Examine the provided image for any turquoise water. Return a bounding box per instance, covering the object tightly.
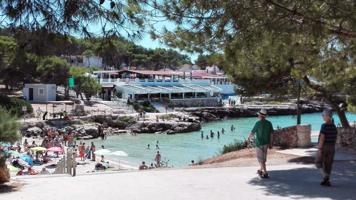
[91,113,356,168]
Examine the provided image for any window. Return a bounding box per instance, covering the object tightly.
[38,88,45,96]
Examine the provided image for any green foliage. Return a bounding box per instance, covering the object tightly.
[150,0,356,127]
[195,54,223,69]
[0,1,146,38]
[77,76,101,101]
[159,114,176,121]
[115,116,136,129]
[0,107,20,143]
[0,36,17,70]
[221,140,249,155]
[80,37,191,69]
[69,66,89,77]
[0,94,33,117]
[128,101,158,113]
[37,56,70,85]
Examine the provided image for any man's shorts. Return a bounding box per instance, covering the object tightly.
[256,145,268,163]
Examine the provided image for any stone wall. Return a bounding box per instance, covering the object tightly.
[273,124,311,148]
[337,128,356,150]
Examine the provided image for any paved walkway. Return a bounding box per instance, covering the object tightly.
[2,161,355,200]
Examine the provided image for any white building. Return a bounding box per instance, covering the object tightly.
[92,70,234,106]
[83,56,103,68]
[62,55,103,68]
[23,84,56,102]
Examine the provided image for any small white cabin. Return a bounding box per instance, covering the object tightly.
[23,84,56,102]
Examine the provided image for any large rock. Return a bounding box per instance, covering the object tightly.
[82,125,99,138]
[129,121,201,134]
[25,126,43,137]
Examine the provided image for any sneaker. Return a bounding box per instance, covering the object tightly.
[257,170,263,176]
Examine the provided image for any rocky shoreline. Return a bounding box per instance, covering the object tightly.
[21,102,325,139]
[21,114,201,139]
[176,103,325,122]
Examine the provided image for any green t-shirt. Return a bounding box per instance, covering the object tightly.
[251,119,274,147]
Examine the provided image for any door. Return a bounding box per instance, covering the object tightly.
[28,88,33,101]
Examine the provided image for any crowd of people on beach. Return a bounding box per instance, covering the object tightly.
[1,124,111,176]
[2,127,69,176]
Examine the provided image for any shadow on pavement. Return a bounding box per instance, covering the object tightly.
[248,161,356,200]
[0,181,24,194]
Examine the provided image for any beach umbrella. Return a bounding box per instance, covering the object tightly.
[94,149,111,155]
[0,142,11,147]
[47,147,64,154]
[30,147,47,152]
[20,155,33,166]
[6,150,21,157]
[7,164,19,172]
[111,151,128,157]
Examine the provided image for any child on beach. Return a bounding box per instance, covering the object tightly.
[79,142,85,161]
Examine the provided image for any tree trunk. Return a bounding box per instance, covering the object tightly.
[0,158,10,183]
[329,101,350,128]
[303,75,350,128]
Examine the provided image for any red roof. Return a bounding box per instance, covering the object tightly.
[123,69,183,76]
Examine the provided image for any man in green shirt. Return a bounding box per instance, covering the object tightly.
[248,109,274,178]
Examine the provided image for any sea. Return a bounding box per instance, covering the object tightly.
[89,112,356,168]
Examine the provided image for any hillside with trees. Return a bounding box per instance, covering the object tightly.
[0,28,191,90]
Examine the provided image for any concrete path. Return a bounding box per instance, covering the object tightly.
[2,161,355,200]
[277,148,356,161]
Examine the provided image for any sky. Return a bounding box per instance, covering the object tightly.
[131,22,199,63]
[88,2,200,63]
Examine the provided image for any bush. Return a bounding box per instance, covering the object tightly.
[115,116,136,129]
[0,94,33,116]
[221,140,250,154]
[128,101,158,113]
[160,114,177,120]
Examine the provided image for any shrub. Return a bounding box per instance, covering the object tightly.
[221,140,250,154]
[160,114,177,121]
[115,116,136,129]
[0,94,33,116]
[129,101,158,113]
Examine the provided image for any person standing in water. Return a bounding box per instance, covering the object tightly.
[221,128,225,134]
[201,131,204,139]
[155,151,161,167]
[217,131,220,139]
[210,130,214,138]
[315,109,338,186]
[248,109,274,179]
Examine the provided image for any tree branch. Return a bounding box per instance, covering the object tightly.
[266,0,356,38]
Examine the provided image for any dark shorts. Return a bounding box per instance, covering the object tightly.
[256,145,268,163]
